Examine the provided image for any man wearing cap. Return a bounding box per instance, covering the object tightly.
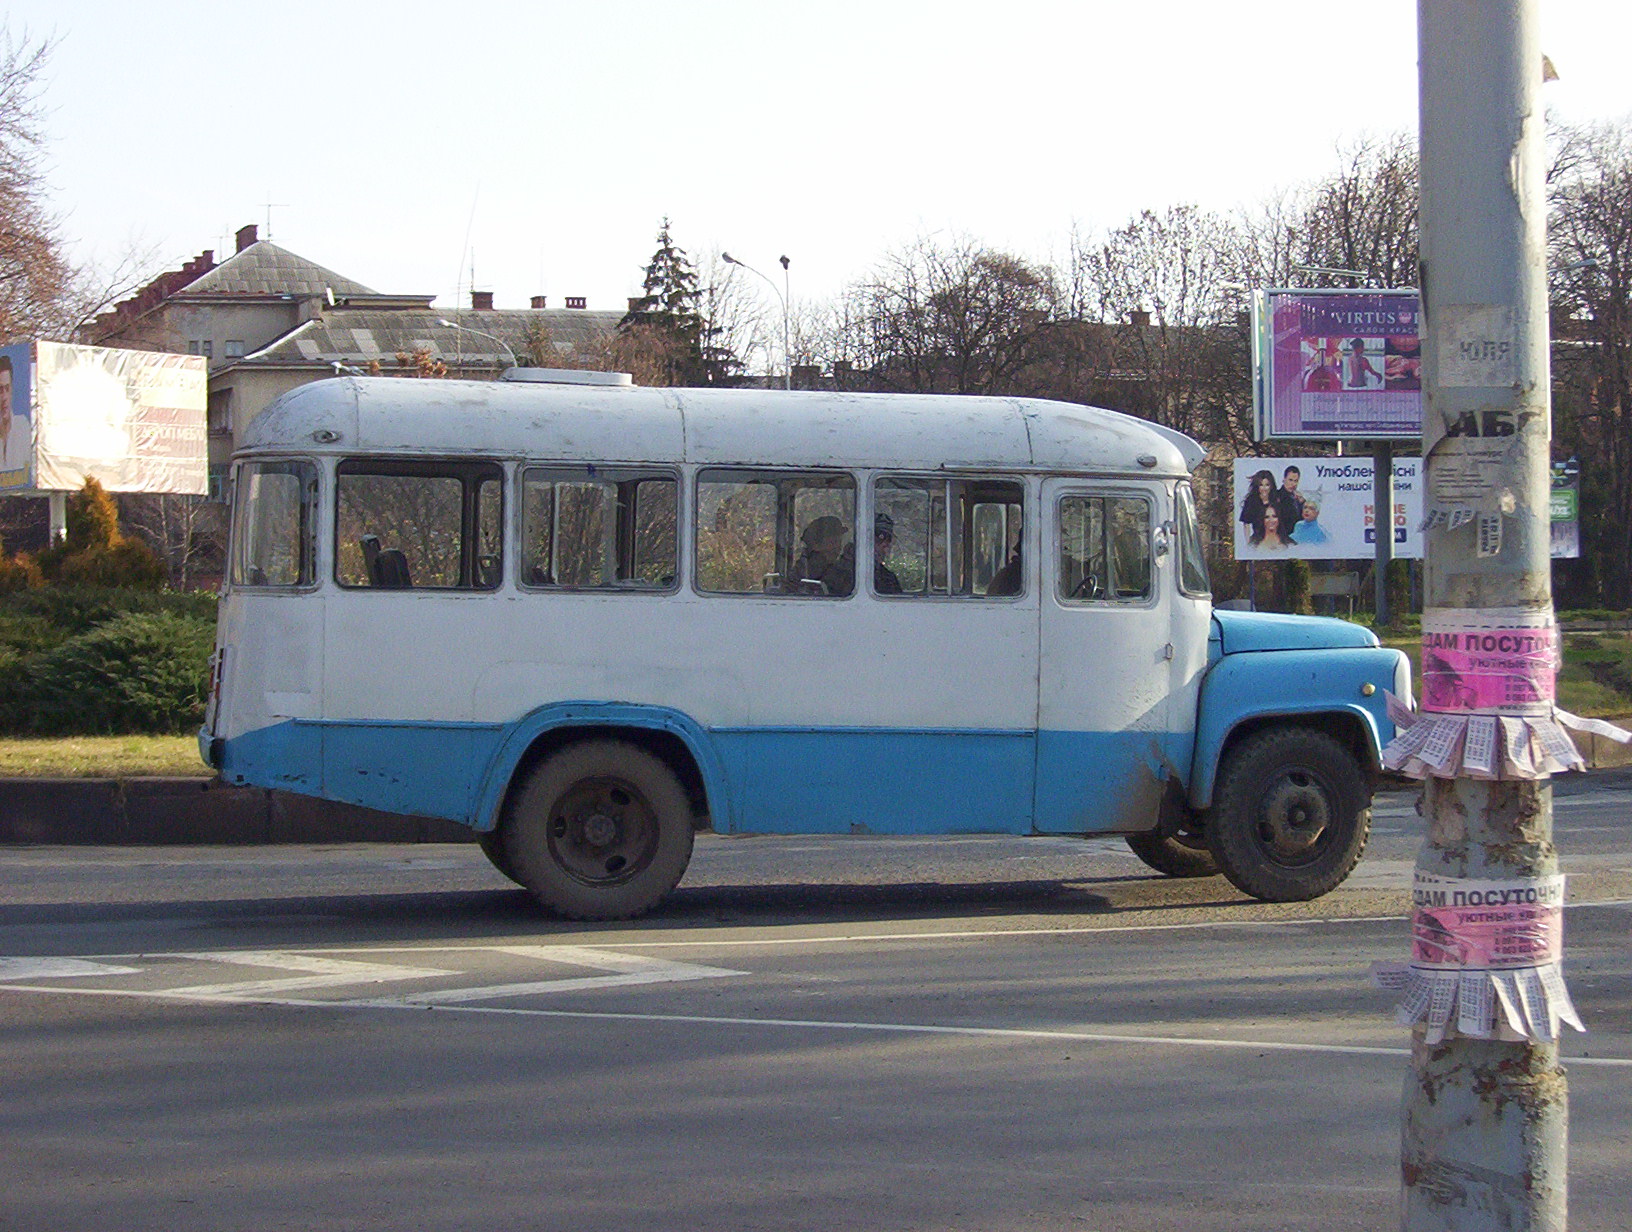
[791,515,854,596]
[873,512,903,594]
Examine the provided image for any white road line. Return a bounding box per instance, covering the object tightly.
[377,897,1632,953]
[377,946,745,1005]
[160,951,457,998]
[0,957,141,980]
[12,983,1618,1069]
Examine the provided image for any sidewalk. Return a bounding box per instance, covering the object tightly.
[0,777,471,846]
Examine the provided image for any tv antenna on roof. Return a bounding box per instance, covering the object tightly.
[262,194,290,240]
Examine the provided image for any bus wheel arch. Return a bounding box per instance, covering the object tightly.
[500,736,697,920]
[1204,720,1372,903]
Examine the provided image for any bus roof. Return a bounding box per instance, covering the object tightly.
[239,376,1204,476]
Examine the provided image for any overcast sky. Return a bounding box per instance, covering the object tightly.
[15,1,1632,319]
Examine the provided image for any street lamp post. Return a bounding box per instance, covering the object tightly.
[722,252,791,390]
[436,317,517,373]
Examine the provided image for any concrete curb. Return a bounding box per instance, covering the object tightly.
[1,769,1623,847]
[0,777,474,846]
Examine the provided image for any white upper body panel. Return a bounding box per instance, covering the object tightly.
[238,376,1200,477]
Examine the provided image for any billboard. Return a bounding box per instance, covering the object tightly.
[0,341,207,496]
[1234,456,1423,561]
[1255,289,1422,441]
[1550,460,1580,560]
[0,343,33,491]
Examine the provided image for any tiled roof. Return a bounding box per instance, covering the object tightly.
[178,241,379,298]
[234,307,624,368]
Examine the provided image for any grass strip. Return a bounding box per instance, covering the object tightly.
[0,735,208,778]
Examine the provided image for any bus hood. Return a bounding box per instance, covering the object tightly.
[1211,609,1380,655]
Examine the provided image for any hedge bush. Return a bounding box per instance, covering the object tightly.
[0,611,216,736]
[0,586,217,645]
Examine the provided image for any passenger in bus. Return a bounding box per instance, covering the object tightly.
[792,515,854,595]
[873,513,903,594]
[986,538,1022,596]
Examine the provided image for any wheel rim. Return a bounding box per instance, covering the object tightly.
[546,776,660,886]
[1252,768,1336,867]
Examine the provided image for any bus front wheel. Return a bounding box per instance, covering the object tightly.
[476,829,525,886]
[502,740,695,920]
[1125,829,1219,878]
[1206,727,1370,902]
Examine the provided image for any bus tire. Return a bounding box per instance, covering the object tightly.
[476,829,525,886]
[1205,727,1370,903]
[502,739,695,920]
[1125,829,1219,878]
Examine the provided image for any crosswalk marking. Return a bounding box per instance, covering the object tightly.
[375,945,745,1005]
[0,946,743,1005]
[159,951,460,999]
[0,957,142,980]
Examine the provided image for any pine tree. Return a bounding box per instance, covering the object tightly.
[619,219,737,386]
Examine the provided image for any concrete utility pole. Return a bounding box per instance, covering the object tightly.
[1404,1,1567,1227]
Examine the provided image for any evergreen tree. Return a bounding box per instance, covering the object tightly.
[620,219,738,386]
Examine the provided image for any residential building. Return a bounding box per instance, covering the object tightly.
[86,224,622,497]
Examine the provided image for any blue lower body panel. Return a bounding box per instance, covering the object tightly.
[221,719,506,822]
[710,727,1036,835]
[218,718,1181,836]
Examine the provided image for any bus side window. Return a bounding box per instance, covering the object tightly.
[520,466,677,592]
[1058,494,1151,603]
[230,460,317,589]
[335,459,502,590]
[697,469,855,597]
[873,476,1024,597]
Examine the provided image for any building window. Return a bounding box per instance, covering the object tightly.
[224,339,245,358]
[207,390,232,436]
[188,339,213,359]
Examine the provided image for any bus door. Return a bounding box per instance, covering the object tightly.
[1034,478,1176,834]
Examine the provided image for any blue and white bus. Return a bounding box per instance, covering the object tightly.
[202,371,1410,919]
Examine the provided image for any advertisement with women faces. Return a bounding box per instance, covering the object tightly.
[1234,456,1423,561]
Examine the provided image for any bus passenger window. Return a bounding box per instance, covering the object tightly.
[520,467,677,591]
[335,459,503,590]
[696,469,855,597]
[873,477,1024,597]
[230,460,316,588]
[1058,494,1151,603]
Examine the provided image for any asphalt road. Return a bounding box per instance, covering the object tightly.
[2,782,1628,1231]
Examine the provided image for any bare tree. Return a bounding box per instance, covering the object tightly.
[828,234,1058,395]
[121,493,223,590]
[1549,120,1632,605]
[698,247,774,380]
[1232,133,1419,289]
[1065,205,1253,449]
[0,28,74,343]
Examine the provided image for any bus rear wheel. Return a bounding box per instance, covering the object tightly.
[1125,829,1219,878]
[502,740,695,920]
[1206,727,1370,902]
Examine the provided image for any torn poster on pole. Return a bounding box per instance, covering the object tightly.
[1381,606,1632,778]
[1373,873,1584,1043]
